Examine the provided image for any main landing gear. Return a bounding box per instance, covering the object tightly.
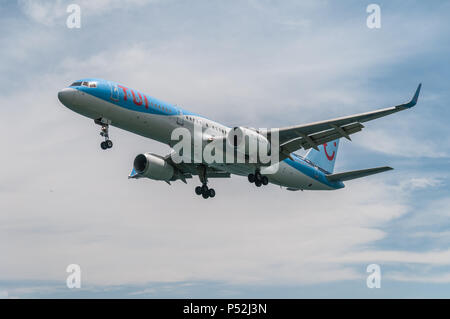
[195,184,216,199]
[248,171,268,187]
[95,119,113,150]
[195,165,216,199]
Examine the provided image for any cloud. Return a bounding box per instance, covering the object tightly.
[399,177,443,191]
[387,271,450,284]
[128,288,157,296]
[2,0,450,297]
[18,0,156,26]
[17,0,65,26]
[0,159,412,286]
[335,250,450,266]
[355,128,448,159]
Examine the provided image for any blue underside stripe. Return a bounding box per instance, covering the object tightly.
[284,157,344,189]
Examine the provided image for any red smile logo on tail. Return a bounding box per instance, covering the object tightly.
[323,142,336,161]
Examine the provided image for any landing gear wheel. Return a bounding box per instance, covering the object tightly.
[197,167,216,199]
[255,171,262,182]
[261,176,269,185]
[96,119,113,150]
[248,173,255,183]
[255,180,262,187]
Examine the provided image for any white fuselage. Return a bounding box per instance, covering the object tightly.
[60,86,336,191]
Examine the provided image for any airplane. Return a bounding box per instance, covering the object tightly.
[58,79,421,199]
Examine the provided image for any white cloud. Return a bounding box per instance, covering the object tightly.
[128,288,157,296]
[355,128,448,159]
[2,165,448,287]
[399,177,443,191]
[18,0,64,26]
[334,250,450,266]
[2,0,450,295]
[387,271,450,284]
[18,0,156,26]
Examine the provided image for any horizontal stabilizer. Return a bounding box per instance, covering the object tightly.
[128,168,141,179]
[326,166,393,182]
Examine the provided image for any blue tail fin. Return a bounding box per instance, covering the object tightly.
[305,139,340,173]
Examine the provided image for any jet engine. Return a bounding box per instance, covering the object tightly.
[133,153,175,181]
[227,126,271,157]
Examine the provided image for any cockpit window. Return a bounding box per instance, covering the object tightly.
[89,82,97,88]
[70,81,82,87]
[82,81,89,87]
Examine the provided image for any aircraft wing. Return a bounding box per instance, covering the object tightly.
[271,84,421,158]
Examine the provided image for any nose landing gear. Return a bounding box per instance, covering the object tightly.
[95,118,113,150]
[248,171,268,187]
[100,139,113,150]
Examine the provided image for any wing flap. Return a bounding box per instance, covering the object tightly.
[280,122,364,155]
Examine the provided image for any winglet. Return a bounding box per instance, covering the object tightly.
[410,83,422,107]
[396,83,421,109]
[405,83,422,108]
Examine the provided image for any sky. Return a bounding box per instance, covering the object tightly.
[1,0,450,298]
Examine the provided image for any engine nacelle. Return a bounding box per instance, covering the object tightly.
[133,153,175,181]
[227,126,271,157]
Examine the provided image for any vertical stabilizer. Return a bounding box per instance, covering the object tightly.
[304,139,340,173]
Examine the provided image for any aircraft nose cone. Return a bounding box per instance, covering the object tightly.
[58,88,76,105]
